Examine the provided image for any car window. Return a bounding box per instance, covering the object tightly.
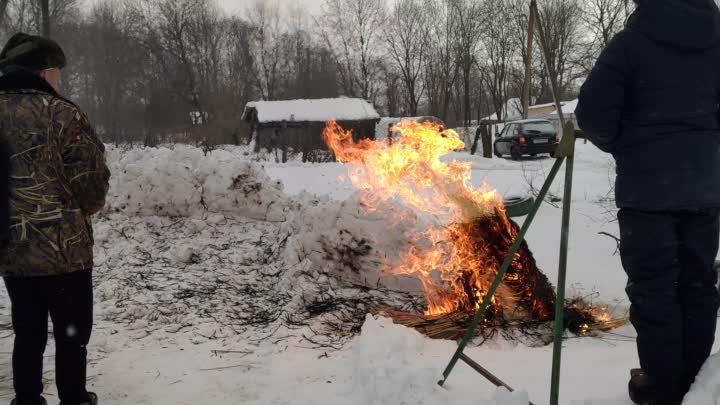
[522,122,555,133]
[499,125,508,138]
[498,126,509,138]
[507,125,518,138]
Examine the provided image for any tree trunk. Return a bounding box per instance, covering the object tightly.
[521,0,536,119]
[481,124,492,159]
[471,128,481,155]
[0,0,9,24]
[464,68,471,128]
[41,0,50,37]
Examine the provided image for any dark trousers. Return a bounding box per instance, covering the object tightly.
[619,208,720,398]
[3,270,93,405]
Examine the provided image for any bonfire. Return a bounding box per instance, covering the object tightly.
[322,120,622,340]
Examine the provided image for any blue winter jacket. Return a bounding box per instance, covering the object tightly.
[576,0,720,210]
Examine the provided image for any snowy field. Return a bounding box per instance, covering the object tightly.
[0,141,718,405]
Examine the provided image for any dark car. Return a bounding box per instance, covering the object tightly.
[493,119,559,160]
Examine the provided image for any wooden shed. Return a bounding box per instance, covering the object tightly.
[242,98,380,161]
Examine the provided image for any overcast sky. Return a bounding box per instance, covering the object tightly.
[216,0,325,16]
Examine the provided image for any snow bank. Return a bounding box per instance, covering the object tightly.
[683,353,720,404]
[104,144,419,290]
[106,145,291,221]
[96,145,425,344]
[350,315,530,405]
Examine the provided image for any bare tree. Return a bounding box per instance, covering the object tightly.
[0,0,619,152]
[385,0,428,116]
[247,0,283,100]
[584,0,630,49]
[535,0,584,101]
[424,0,459,122]
[84,1,135,142]
[576,0,634,75]
[0,0,10,26]
[319,0,386,100]
[452,0,484,126]
[382,66,401,117]
[0,0,76,36]
[40,0,49,35]
[150,0,209,120]
[480,0,517,122]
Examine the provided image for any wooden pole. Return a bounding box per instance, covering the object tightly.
[530,3,576,405]
[521,0,536,119]
[439,157,565,389]
[550,125,574,405]
[531,1,563,119]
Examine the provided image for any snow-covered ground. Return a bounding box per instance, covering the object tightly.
[0,141,717,405]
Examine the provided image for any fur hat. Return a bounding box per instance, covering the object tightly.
[0,32,66,72]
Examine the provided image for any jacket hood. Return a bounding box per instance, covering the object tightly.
[628,0,720,51]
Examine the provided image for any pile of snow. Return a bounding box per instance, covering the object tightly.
[350,315,530,405]
[96,145,423,344]
[683,353,720,404]
[105,145,291,221]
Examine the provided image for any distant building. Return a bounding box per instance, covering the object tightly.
[544,99,579,130]
[241,98,381,158]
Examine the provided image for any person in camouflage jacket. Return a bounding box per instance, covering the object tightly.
[0,33,109,405]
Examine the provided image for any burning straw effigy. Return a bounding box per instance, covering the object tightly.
[323,120,626,342]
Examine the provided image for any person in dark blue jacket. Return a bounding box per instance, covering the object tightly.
[577,0,720,404]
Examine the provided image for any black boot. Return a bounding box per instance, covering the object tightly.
[9,398,47,405]
[630,369,684,405]
[59,392,97,405]
[629,369,654,404]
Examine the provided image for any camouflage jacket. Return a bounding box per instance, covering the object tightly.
[0,70,110,277]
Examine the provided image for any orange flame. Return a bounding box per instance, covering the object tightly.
[324,120,622,332]
[323,120,499,222]
[323,120,521,316]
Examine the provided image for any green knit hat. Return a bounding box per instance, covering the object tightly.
[0,32,66,72]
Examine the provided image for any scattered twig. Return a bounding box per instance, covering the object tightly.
[199,363,253,372]
[599,231,621,255]
[211,350,252,356]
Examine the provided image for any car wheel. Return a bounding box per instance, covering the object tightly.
[549,151,556,158]
[494,148,502,158]
[511,147,521,161]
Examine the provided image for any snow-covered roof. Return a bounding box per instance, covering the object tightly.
[528,101,556,109]
[548,99,579,118]
[242,98,381,123]
[483,98,524,121]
